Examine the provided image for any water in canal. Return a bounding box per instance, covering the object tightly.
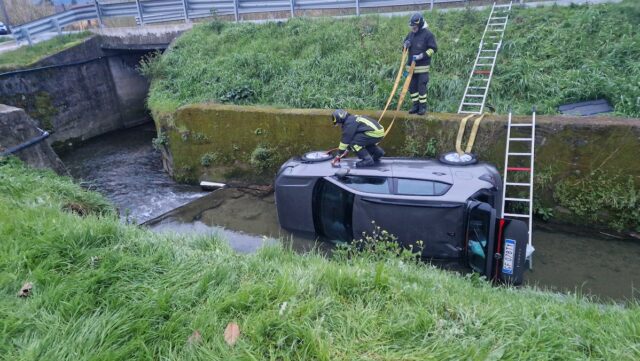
[62,123,640,302]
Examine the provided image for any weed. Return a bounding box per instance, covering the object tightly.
[250,144,275,173]
[200,152,219,167]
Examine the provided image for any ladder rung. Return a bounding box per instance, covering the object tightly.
[511,123,533,127]
[465,95,484,98]
[489,23,507,26]
[510,138,532,141]
[481,49,498,52]
[503,213,530,218]
[505,182,530,186]
[508,152,532,156]
[507,167,531,171]
[494,4,511,8]
[479,56,495,59]
[469,86,487,89]
[474,70,491,75]
[505,197,531,202]
[491,16,508,19]
[476,63,493,66]
[462,102,483,106]
[459,111,480,114]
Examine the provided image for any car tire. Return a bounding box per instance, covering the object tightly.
[438,151,478,166]
[301,151,334,163]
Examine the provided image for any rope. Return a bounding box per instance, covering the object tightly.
[383,61,415,138]
[378,48,408,123]
[455,113,486,155]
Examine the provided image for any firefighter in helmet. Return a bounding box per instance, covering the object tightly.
[403,13,438,115]
[331,109,385,168]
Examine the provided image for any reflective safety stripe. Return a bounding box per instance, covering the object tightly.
[407,65,430,73]
[356,116,385,138]
[419,99,427,104]
[352,144,363,151]
[426,49,435,57]
[338,142,349,150]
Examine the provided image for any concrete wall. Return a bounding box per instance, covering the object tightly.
[154,104,640,232]
[0,104,67,175]
[0,36,151,151]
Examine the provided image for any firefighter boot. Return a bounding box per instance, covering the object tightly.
[370,145,385,162]
[408,102,420,114]
[355,149,375,168]
[417,103,427,115]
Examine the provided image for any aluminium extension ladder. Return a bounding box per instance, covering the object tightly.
[458,1,513,114]
[500,110,536,265]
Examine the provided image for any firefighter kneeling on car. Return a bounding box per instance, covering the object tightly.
[330,109,385,168]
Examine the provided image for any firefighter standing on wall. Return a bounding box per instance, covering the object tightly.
[330,109,385,168]
[403,13,438,115]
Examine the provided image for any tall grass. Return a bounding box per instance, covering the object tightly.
[145,0,640,117]
[0,32,92,71]
[1,156,640,360]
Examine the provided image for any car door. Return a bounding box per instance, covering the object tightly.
[465,201,496,279]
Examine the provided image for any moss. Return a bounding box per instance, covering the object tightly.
[554,170,640,232]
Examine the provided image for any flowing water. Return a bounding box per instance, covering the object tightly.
[62,123,640,302]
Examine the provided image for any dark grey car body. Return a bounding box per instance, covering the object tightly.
[275,156,504,259]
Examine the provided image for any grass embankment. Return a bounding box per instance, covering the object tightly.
[0,32,91,71]
[144,0,640,117]
[1,157,640,360]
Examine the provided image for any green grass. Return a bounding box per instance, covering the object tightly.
[145,0,640,117]
[0,32,91,71]
[0,36,11,44]
[1,156,640,360]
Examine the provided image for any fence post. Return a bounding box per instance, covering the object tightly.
[52,18,62,35]
[135,0,144,26]
[430,0,434,11]
[23,28,32,46]
[290,0,294,18]
[181,0,190,23]
[94,0,103,28]
[355,0,359,16]
[233,0,239,22]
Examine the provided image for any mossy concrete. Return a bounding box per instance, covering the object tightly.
[155,103,640,232]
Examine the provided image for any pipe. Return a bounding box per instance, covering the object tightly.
[1,128,50,156]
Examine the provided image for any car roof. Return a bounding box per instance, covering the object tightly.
[279,156,500,202]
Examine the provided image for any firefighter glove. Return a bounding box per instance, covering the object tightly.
[403,40,411,49]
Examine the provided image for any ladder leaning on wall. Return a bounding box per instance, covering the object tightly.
[500,109,536,266]
[458,1,513,115]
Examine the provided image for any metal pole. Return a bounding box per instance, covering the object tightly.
[289,0,294,18]
[94,0,103,29]
[23,28,32,46]
[135,0,144,26]
[181,0,190,23]
[0,0,11,26]
[430,0,434,11]
[355,0,359,16]
[233,0,239,22]
[52,18,62,35]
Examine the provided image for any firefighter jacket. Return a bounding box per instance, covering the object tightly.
[338,115,385,151]
[404,26,438,74]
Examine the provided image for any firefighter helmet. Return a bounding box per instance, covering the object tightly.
[409,13,424,29]
[332,109,349,125]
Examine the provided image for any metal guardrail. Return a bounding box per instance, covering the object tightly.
[11,0,473,44]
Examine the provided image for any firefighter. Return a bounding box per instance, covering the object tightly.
[403,13,437,115]
[330,109,385,168]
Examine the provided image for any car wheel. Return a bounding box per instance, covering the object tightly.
[438,151,478,166]
[301,150,334,163]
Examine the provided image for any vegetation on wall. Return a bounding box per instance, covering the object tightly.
[143,0,640,117]
[0,32,91,71]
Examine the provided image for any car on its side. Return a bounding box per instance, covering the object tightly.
[275,152,530,284]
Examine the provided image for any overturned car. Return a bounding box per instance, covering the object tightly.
[275,152,529,284]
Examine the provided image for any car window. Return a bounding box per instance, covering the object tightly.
[335,175,390,194]
[396,178,451,196]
